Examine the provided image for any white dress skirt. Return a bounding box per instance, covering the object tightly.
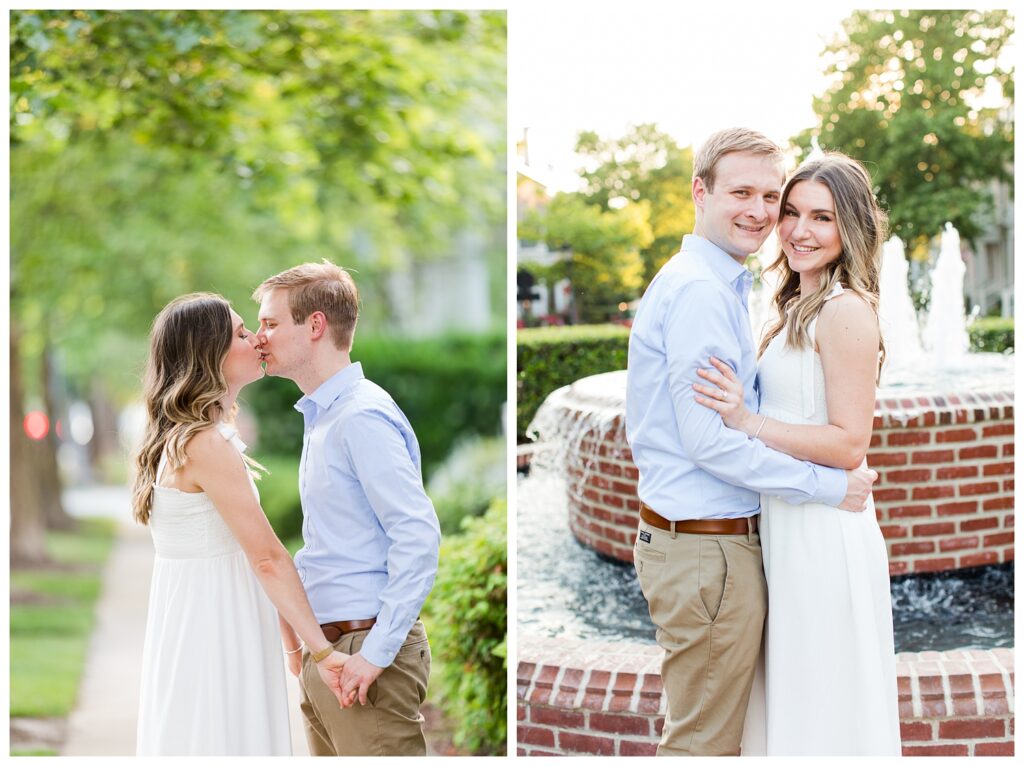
[742,287,901,756]
[136,423,291,755]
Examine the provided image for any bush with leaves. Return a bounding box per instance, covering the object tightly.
[517,324,630,441]
[968,317,1014,354]
[425,499,507,754]
[426,436,506,535]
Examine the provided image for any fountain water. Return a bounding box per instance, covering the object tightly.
[878,236,925,378]
[923,222,972,367]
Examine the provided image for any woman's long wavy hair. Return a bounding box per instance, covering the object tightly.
[758,152,888,379]
[130,293,261,524]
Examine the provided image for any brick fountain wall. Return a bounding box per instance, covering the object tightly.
[520,375,1014,756]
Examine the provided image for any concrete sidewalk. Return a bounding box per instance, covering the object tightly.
[61,486,310,755]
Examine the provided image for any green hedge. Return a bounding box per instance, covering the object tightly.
[424,499,507,754]
[243,330,506,477]
[968,317,1014,353]
[252,455,303,549]
[516,324,630,441]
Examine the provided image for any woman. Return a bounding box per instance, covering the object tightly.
[692,154,901,755]
[131,293,350,755]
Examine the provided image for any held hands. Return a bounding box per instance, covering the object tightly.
[693,357,758,433]
[339,652,385,708]
[315,650,353,707]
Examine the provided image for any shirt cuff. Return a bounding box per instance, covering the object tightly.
[819,465,848,507]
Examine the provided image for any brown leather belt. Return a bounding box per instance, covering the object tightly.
[640,502,758,535]
[321,618,377,642]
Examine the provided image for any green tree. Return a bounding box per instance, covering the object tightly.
[10,10,506,558]
[576,124,695,282]
[519,193,650,323]
[795,10,1014,252]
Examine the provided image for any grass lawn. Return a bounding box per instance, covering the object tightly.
[10,517,117,753]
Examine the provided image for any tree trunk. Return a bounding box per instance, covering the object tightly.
[10,327,50,566]
[40,344,76,530]
[88,380,120,482]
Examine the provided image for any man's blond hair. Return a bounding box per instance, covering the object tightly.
[253,260,359,350]
[693,128,784,192]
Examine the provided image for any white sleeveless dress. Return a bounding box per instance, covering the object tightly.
[742,286,901,756]
[136,422,291,755]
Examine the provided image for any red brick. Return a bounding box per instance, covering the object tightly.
[535,665,560,688]
[975,741,1015,756]
[868,452,908,467]
[902,744,969,756]
[983,423,1013,437]
[936,428,978,443]
[960,445,999,459]
[519,726,556,747]
[937,465,979,479]
[983,497,1014,511]
[912,449,955,463]
[899,720,933,741]
[960,551,1000,568]
[613,673,638,694]
[1004,443,1015,457]
[983,462,1015,476]
[913,522,955,536]
[961,517,999,532]
[913,485,955,500]
[880,524,909,539]
[620,741,659,756]
[887,505,934,518]
[531,707,585,729]
[869,434,882,447]
[888,561,909,575]
[889,432,931,446]
[960,481,1001,496]
[886,469,932,483]
[983,532,1014,546]
[558,732,615,756]
[914,557,957,572]
[1003,478,1014,492]
[937,501,978,516]
[874,488,908,502]
[589,713,651,736]
[939,536,979,552]
[938,719,1006,739]
[892,541,935,555]
[1005,513,1015,527]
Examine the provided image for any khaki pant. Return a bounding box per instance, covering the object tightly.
[634,521,767,756]
[299,620,431,756]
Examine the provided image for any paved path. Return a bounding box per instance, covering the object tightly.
[61,485,310,755]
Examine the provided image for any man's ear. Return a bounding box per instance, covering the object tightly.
[308,311,329,341]
[692,176,707,211]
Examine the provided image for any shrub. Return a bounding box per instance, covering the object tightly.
[969,317,1014,354]
[243,330,506,477]
[425,499,507,754]
[252,455,303,548]
[517,324,629,441]
[426,435,506,535]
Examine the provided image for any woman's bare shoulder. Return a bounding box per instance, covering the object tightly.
[819,289,877,330]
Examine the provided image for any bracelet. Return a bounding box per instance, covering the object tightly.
[311,645,334,663]
[284,644,303,655]
[753,415,768,439]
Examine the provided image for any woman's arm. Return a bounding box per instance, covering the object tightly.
[694,294,879,470]
[280,613,302,678]
[185,429,349,702]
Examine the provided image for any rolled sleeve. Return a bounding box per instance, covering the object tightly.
[342,411,441,667]
[665,281,847,506]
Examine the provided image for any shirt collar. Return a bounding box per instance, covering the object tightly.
[681,234,754,300]
[294,361,365,415]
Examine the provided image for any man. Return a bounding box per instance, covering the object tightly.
[253,261,441,756]
[625,128,877,756]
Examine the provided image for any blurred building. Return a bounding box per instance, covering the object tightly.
[964,178,1014,318]
[516,130,571,324]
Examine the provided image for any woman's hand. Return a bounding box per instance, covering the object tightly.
[286,648,302,678]
[693,356,758,434]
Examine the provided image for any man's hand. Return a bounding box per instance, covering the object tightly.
[838,465,878,512]
[315,650,351,707]
[339,652,385,708]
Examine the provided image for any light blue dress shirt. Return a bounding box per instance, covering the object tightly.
[292,362,441,668]
[625,234,847,520]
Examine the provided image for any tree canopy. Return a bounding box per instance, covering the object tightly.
[794,9,1014,252]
